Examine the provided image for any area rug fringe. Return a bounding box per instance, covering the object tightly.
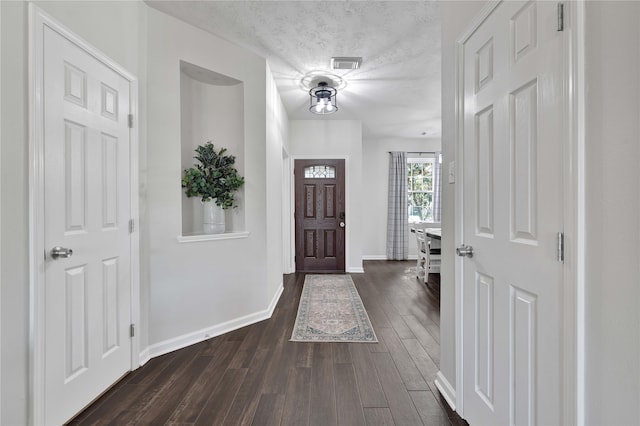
[290,274,378,343]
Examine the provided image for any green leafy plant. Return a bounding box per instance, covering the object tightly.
[182,142,245,209]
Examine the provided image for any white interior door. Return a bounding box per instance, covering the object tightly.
[43,25,132,424]
[460,1,564,425]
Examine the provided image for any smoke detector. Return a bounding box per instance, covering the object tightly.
[331,57,362,70]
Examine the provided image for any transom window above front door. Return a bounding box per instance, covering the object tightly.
[304,165,336,179]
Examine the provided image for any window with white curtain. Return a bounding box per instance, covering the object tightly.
[407,156,435,223]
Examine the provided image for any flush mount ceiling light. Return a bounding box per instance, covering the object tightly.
[309,81,338,115]
[300,71,346,91]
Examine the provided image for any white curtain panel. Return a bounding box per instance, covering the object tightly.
[433,152,442,223]
[386,151,408,260]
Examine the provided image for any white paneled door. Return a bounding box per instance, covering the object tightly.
[460,1,563,425]
[43,26,132,424]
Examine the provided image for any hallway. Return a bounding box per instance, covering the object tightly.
[71,261,465,425]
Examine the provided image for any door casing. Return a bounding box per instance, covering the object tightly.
[28,5,140,424]
[448,1,586,425]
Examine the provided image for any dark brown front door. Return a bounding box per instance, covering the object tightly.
[294,159,345,272]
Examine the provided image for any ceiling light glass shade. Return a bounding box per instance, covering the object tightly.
[309,81,338,115]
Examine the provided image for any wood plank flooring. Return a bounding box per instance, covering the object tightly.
[70,260,467,426]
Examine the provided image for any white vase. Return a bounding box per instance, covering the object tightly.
[202,200,225,234]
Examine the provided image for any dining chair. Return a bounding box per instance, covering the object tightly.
[413,223,441,284]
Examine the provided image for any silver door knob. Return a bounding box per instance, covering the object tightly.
[339,222,345,228]
[50,246,73,259]
[456,245,474,258]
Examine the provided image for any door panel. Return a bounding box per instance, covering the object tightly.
[43,26,131,425]
[511,286,537,426]
[461,2,563,425]
[476,106,495,237]
[295,160,345,272]
[475,272,494,409]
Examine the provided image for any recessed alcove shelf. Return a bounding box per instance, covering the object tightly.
[180,60,245,237]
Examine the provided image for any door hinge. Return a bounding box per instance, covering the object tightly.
[130,323,135,338]
[129,219,134,234]
[557,232,565,263]
[557,2,565,31]
[128,114,134,128]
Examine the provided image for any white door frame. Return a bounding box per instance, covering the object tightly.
[28,5,140,424]
[281,147,294,274]
[451,1,585,424]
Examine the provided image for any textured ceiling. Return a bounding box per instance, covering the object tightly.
[146,1,442,140]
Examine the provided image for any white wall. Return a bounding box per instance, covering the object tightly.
[0,2,147,423]
[439,0,486,400]
[289,120,363,272]
[584,2,640,424]
[361,137,441,259]
[1,6,29,420]
[146,6,276,349]
[266,64,288,297]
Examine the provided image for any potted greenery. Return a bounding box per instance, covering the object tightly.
[182,142,245,234]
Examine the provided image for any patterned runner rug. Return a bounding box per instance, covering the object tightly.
[290,274,378,343]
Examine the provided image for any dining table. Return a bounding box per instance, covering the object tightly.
[424,228,441,240]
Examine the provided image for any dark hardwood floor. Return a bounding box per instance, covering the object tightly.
[70,260,466,426]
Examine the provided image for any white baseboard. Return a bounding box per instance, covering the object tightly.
[267,282,284,316]
[147,282,284,359]
[434,371,457,411]
[347,267,365,273]
[138,347,150,367]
